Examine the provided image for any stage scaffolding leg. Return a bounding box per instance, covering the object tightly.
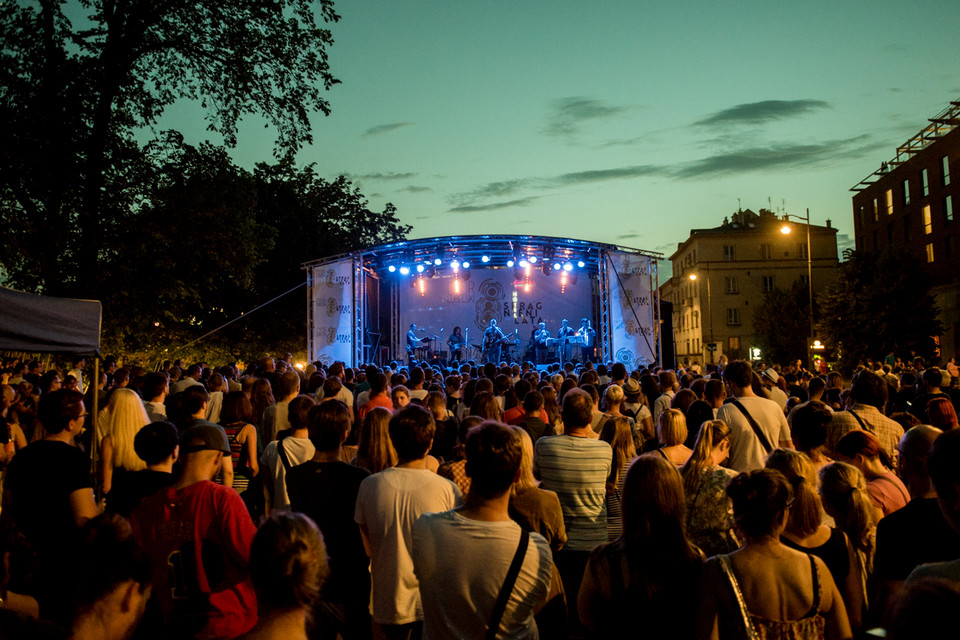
[598,248,610,363]
[652,259,662,366]
[354,256,364,367]
[306,268,315,361]
[390,282,400,366]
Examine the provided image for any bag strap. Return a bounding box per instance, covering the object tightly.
[847,409,875,434]
[732,400,774,454]
[277,435,293,473]
[718,555,762,640]
[873,473,911,503]
[486,528,530,640]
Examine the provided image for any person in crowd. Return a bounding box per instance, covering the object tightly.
[760,367,790,412]
[697,468,852,640]
[598,416,637,541]
[834,430,909,517]
[220,390,261,500]
[534,388,611,631]
[170,363,203,395]
[652,370,677,423]
[766,449,864,630]
[351,406,397,474]
[98,387,150,497]
[516,390,552,443]
[787,376,831,427]
[683,399,714,450]
[926,396,959,431]
[620,377,653,440]
[578,455,703,638]
[391,385,411,411]
[413,421,553,639]
[437,415,483,498]
[141,371,169,423]
[826,370,903,467]
[791,399,834,475]
[354,404,462,640]
[241,512,329,640]
[654,408,693,466]
[680,419,739,556]
[287,400,372,640]
[885,577,960,640]
[106,420,178,518]
[358,372,393,420]
[716,360,791,472]
[872,425,960,620]
[260,395,316,513]
[262,370,301,445]
[250,377,277,428]
[908,367,952,424]
[204,372,227,424]
[131,423,258,639]
[540,386,563,433]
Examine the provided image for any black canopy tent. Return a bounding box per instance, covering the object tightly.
[0,286,103,475]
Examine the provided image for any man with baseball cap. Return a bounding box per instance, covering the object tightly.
[131,423,258,639]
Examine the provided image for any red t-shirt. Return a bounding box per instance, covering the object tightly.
[131,480,258,638]
[359,394,394,419]
[503,407,549,426]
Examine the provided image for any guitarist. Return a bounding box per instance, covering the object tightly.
[447,326,466,362]
[482,318,506,364]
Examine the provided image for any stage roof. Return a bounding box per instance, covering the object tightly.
[303,234,662,274]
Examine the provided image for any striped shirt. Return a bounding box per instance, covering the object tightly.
[534,434,612,551]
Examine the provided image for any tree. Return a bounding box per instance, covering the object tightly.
[1,0,339,296]
[753,281,813,365]
[817,249,941,373]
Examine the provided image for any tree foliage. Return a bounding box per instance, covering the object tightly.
[1,0,340,295]
[753,281,813,365]
[817,249,941,373]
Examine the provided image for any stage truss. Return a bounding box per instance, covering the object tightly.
[304,235,662,368]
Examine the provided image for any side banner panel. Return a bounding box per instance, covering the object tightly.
[310,259,355,366]
[398,267,591,357]
[607,252,656,368]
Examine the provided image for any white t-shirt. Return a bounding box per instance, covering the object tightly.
[409,389,429,402]
[354,467,462,624]
[413,511,552,640]
[717,396,791,472]
[260,436,315,511]
[765,385,789,412]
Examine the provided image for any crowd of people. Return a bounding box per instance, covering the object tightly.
[1,352,960,639]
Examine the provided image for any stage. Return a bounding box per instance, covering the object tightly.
[303,234,662,369]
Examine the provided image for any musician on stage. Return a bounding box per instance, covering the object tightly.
[447,326,466,362]
[556,318,576,364]
[576,317,597,363]
[482,318,506,364]
[533,321,550,365]
[406,323,426,363]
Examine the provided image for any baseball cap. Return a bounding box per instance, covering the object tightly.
[180,423,231,455]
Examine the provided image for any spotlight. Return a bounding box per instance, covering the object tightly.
[553,263,562,270]
[481,255,490,263]
[388,265,396,273]
[451,260,460,270]
[507,259,515,267]
[563,262,573,271]
[416,264,425,273]
[417,276,426,296]
[577,260,585,268]
[433,258,442,266]
[462,261,470,269]
[519,259,529,268]
[399,266,410,275]
[529,256,538,264]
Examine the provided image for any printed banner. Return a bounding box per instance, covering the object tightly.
[310,259,354,366]
[607,251,656,368]
[398,267,591,361]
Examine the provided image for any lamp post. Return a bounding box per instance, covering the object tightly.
[689,266,713,363]
[780,208,815,360]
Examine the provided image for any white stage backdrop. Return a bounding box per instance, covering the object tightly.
[607,251,657,367]
[310,259,355,366]
[399,267,591,355]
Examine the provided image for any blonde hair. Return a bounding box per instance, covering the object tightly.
[764,448,822,538]
[680,420,731,495]
[604,384,624,409]
[819,461,877,556]
[107,388,149,472]
[657,409,687,447]
[512,427,538,490]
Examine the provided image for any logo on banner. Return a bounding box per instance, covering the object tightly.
[326,297,338,317]
[616,348,633,364]
[618,258,650,277]
[322,268,351,287]
[441,281,476,304]
[475,279,505,329]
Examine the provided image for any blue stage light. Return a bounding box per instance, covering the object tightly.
[399,266,410,275]
[388,265,396,273]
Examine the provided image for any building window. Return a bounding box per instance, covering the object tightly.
[903,217,911,243]
[922,169,929,197]
[761,244,772,259]
[762,275,776,293]
[946,195,954,223]
[728,336,740,350]
[926,242,935,263]
[725,276,739,294]
[693,310,699,328]
[723,245,735,261]
[943,156,951,186]
[923,205,933,234]
[886,189,894,215]
[903,179,911,205]
[726,308,741,326]
[873,198,879,222]
[797,243,808,259]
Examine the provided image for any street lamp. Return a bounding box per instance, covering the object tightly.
[780,208,815,361]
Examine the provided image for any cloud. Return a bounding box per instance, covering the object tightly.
[555,165,663,185]
[399,185,433,193]
[354,171,417,181]
[544,97,629,137]
[673,136,878,179]
[362,122,413,138]
[694,100,829,126]
[448,197,540,213]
